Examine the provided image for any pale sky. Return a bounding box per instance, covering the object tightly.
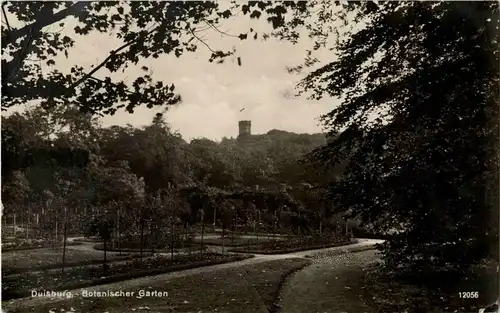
[3,4,344,141]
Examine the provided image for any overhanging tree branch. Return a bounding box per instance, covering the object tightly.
[68,25,159,90]
[2,3,12,32]
[202,18,239,38]
[3,2,90,84]
[189,29,216,53]
[4,2,88,44]
[3,26,38,83]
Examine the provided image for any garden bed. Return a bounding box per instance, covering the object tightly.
[2,247,147,275]
[93,242,205,253]
[89,234,198,251]
[213,229,292,237]
[230,238,357,254]
[2,252,253,301]
[194,235,284,247]
[2,241,83,252]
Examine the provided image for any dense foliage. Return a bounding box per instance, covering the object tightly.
[293,1,499,282]
[1,106,344,246]
[1,1,311,115]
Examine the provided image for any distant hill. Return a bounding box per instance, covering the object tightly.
[232,129,326,150]
[216,129,341,188]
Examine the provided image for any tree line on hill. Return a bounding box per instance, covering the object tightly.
[2,106,349,251]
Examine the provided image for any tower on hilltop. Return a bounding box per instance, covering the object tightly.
[238,120,251,137]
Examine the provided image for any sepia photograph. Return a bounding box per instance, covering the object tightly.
[1,1,499,313]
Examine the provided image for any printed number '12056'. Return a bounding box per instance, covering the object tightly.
[459,292,479,298]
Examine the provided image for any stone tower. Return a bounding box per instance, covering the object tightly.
[238,120,251,137]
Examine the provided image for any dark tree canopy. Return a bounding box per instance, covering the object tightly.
[1,1,309,115]
[297,1,499,278]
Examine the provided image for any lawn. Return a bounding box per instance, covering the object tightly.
[6,258,311,313]
[2,247,139,275]
[362,259,499,313]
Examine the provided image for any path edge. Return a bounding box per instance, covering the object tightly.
[268,259,313,313]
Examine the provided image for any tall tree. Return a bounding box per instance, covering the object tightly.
[294,1,499,280]
[1,170,30,234]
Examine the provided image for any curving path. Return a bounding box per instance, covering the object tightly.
[3,238,383,312]
[279,249,380,313]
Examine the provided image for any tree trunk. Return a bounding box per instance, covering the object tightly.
[103,239,107,275]
[140,217,144,256]
[117,208,121,256]
[231,216,235,245]
[62,208,68,273]
[245,213,250,252]
[200,213,205,255]
[170,217,174,260]
[54,220,58,250]
[186,222,191,256]
[26,206,30,239]
[213,207,217,233]
[256,211,260,244]
[151,222,156,255]
[345,220,348,238]
[221,223,225,257]
[13,213,16,236]
[273,210,277,240]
